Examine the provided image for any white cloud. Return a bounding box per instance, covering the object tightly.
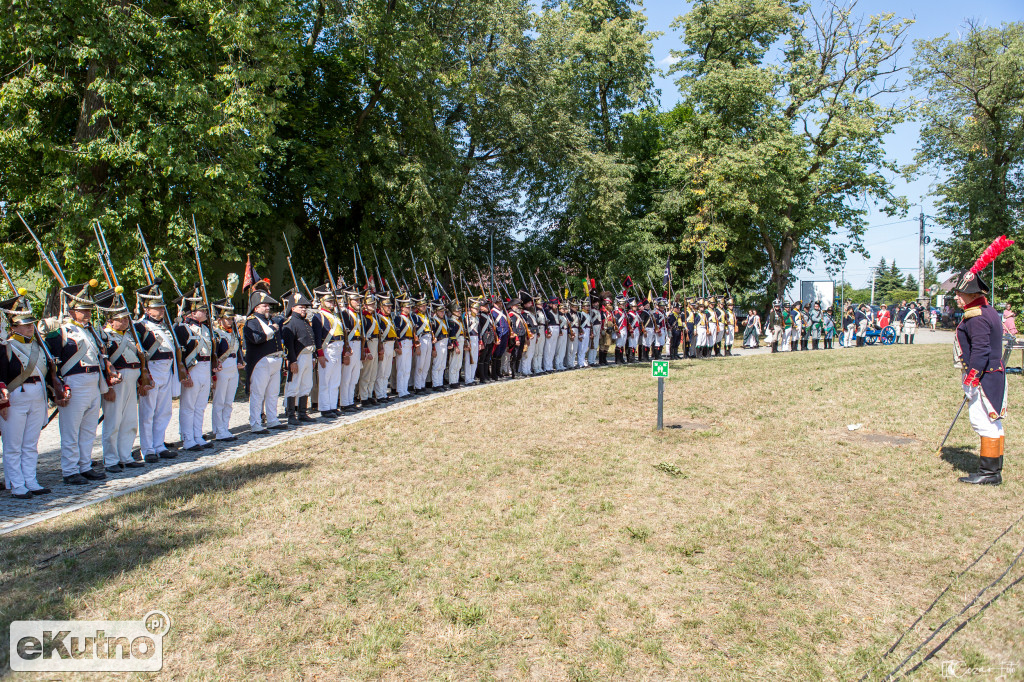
[659,54,681,66]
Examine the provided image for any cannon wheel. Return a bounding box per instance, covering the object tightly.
[881,325,897,345]
[866,332,878,346]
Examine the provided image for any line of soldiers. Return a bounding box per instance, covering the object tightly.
[2,277,746,499]
[764,299,838,352]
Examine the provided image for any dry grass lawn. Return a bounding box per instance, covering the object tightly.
[2,345,1023,680]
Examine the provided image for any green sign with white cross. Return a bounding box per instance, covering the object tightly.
[651,360,669,378]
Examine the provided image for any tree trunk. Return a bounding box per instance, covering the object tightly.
[75,59,112,195]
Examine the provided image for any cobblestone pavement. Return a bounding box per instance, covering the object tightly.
[0,332,956,534]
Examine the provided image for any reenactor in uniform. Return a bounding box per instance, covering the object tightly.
[393,295,415,396]
[311,286,345,418]
[174,285,215,451]
[653,298,668,359]
[693,299,708,359]
[375,293,398,401]
[565,299,579,369]
[446,299,465,387]
[855,304,869,347]
[519,293,537,376]
[410,296,432,392]
[463,297,481,385]
[211,298,243,440]
[638,298,653,362]
[338,290,364,411]
[508,297,527,379]
[768,300,784,353]
[668,300,682,360]
[708,298,721,357]
[490,298,510,379]
[723,298,737,356]
[684,298,696,359]
[244,289,286,433]
[598,293,615,365]
[135,280,179,462]
[357,293,380,404]
[577,298,591,368]
[1,293,58,497]
[903,302,919,344]
[281,290,315,424]
[627,299,641,363]
[585,296,599,366]
[429,300,449,391]
[780,302,794,352]
[612,295,627,364]
[951,239,1011,485]
[96,288,149,471]
[809,301,823,350]
[529,297,546,375]
[800,303,812,351]
[543,297,560,372]
[476,298,495,382]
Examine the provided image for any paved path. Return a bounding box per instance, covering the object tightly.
[0,331,957,535]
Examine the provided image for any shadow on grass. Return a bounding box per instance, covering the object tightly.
[941,446,977,473]
[0,459,307,669]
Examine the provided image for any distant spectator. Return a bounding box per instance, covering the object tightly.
[930,308,938,331]
[876,306,890,330]
[1002,303,1018,336]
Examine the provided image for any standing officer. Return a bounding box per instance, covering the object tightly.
[135,280,178,462]
[281,289,315,424]
[950,237,1013,485]
[244,289,285,433]
[174,285,214,451]
[491,298,510,379]
[211,298,243,441]
[508,297,527,379]
[429,300,448,391]
[96,288,149,471]
[47,279,118,484]
[1,293,58,497]
[476,298,495,383]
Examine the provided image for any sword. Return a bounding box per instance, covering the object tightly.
[937,394,970,456]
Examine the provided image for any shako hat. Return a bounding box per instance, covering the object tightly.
[62,279,99,310]
[953,236,1015,295]
[248,290,276,314]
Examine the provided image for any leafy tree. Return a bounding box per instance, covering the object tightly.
[911,22,1024,306]
[658,0,912,301]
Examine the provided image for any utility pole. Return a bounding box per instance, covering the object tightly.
[699,241,707,298]
[918,208,925,303]
[870,267,878,306]
[841,267,845,313]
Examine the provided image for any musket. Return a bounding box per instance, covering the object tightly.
[96,219,153,391]
[299,276,315,302]
[371,245,388,293]
[282,232,300,291]
[318,230,350,358]
[161,263,183,299]
[191,215,216,362]
[382,246,402,294]
[18,213,66,287]
[0,256,68,404]
[515,263,532,297]
[92,223,113,287]
[136,225,156,284]
[430,259,447,300]
[409,249,422,295]
[356,244,372,293]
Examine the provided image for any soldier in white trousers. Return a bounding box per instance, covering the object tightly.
[430,301,449,391]
[393,296,414,397]
[566,301,579,369]
[47,280,118,485]
[174,286,214,451]
[338,291,364,410]
[412,297,433,392]
[0,293,56,497]
[95,289,149,471]
[519,294,538,375]
[543,300,560,371]
[531,301,546,374]
[588,298,600,365]
[135,281,179,462]
[212,299,243,440]
[374,294,397,401]
[356,294,380,404]
[464,297,481,385]
[447,299,465,386]
[311,286,345,417]
[243,290,286,432]
[280,290,316,424]
[577,299,592,367]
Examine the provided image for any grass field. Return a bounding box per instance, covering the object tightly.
[2,345,1023,680]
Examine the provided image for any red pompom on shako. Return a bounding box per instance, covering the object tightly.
[954,235,1015,294]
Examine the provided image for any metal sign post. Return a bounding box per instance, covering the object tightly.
[652,360,669,430]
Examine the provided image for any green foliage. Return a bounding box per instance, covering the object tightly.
[656,0,912,301]
[911,22,1024,307]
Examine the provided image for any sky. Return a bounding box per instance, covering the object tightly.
[641,0,1019,292]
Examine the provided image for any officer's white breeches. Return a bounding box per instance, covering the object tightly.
[139,358,173,455]
[58,372,103,477]
[284,351,314,399]
[249,355,282,428]
[318,341,343,410]
[102,367,140,465]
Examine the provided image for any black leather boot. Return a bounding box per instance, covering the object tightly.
[959,437,1002,485]
[297,397,316,422]
[771,341,777,353]
[287,398,300,425]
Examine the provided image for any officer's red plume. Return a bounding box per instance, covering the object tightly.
[970,235,1014,275]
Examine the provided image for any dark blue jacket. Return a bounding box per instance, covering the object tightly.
[956,304,1006,415]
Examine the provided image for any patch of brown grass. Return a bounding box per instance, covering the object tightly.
[1,346,1022,680]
